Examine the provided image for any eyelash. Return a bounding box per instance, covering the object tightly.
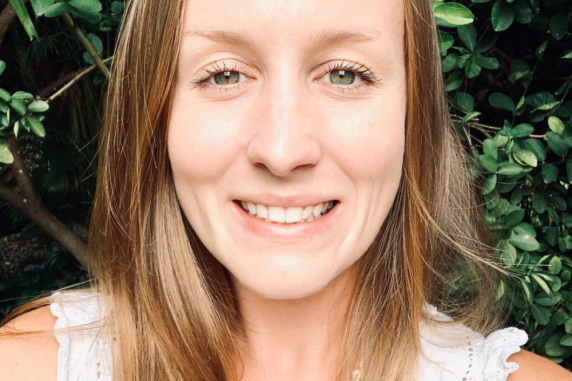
[190,59,381,94]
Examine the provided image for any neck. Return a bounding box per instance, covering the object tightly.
[232,268,355,381]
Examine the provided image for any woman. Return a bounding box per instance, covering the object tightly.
[1,0,571,380]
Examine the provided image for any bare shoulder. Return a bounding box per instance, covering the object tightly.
[0,305,59,381]
[507,349,572,381]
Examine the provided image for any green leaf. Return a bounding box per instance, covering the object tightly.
[548,116,565,134]
[514,222,536,237]
[546,333,567,355]
[434,3,474,26]
[30,0,56,16]
[565,317,572,334]
[9,99,26,116]
[549,13,568,41]
[8,0,39,40]
[532,274,552,296]
[439,31,454,53]
[562,51,572,59]
[520,279,533,302]
[457,24,477,50]
[462,111,481,125]
[512,123,534,138]
[500,240,517,265]
[491,0,515,31]
[567,160,572,183]
[531,304,551,325]
[509,231,539,251]
[13,120,20,137]
[0,140,13,164]
[27,100,49,113]
[488,92,515,111]
[549,256,562,275]
[529,91,558,110]
[86,33,103,54]
[560,334,572,347]
[456,92,474,113]
[12,91,34,100]
[546,132,570,158]
[483,173,497,195]
[536,293,561,306]
[442,53,459,72]
[43,2,71,17]
[474,54,499,70]
[542,163,558,183]
[523,139,546,161]
[531,100,560,112]
[0,61,6,76]
[465,57,481,78]
[68,0,102,14]
[483,139,498,160]
[513,149,537,167]
[24,117,45,137]
[445,73,462,91]
[480,155,498,172]
[506,209,525,227]
[497,162,524,176]
[0,89,10,102]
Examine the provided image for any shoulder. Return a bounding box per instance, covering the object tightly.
[507,349,572,381]
[0,305,59,381]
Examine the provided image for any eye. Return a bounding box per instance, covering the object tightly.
[317,60,381,94]
[190,60,252,93]
[190,59,381,94]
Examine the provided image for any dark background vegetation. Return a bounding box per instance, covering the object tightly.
[0,0,571,369]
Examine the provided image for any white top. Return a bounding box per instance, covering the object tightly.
[49,290,529,381]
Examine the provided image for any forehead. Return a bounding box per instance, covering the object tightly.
[181,0,404,57]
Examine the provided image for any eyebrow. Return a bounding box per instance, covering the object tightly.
[183,28,384,47]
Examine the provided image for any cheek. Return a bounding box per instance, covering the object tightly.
[326,95,406,183]
[167,95,241,184]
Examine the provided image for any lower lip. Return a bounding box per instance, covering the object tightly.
[232,200,341,239]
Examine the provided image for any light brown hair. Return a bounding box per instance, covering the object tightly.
[1,0,515,380]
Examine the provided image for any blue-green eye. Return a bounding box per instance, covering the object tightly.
[214,71,240,85]
[329,70,356,86]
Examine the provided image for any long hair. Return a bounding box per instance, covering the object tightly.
[0,0,515,380]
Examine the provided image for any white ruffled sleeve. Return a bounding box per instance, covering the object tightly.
[418,304,530,381]
[481,327,529,381]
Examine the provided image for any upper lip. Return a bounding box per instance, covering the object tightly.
[234,194,339,208]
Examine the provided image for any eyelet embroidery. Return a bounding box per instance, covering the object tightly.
[461,334,477,381]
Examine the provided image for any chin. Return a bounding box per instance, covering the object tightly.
[233,268,335,300]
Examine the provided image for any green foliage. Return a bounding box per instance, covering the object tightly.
[437,0,572,366]
[0,0,124,317]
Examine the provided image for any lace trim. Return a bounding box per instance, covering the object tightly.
[482,327,529,381]
[50,291,70,381]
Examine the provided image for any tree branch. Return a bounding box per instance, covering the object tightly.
[61,13,110,79]
[0,136,90,271]
[45,56,113,103]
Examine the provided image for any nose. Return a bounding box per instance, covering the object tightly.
[245,74,321,177]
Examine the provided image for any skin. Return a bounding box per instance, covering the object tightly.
[167,0,405,379]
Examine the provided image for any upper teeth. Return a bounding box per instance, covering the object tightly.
[239,200,336,223]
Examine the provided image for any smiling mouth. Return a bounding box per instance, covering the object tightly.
[233,200,340,224]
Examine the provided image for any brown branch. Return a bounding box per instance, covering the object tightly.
[46,56,113,102]
[0,136,90,271]
[61,13,110,78]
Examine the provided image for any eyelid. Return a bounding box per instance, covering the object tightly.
[191,59,380,94]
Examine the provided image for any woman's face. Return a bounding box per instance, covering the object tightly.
[168,0,406,299]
